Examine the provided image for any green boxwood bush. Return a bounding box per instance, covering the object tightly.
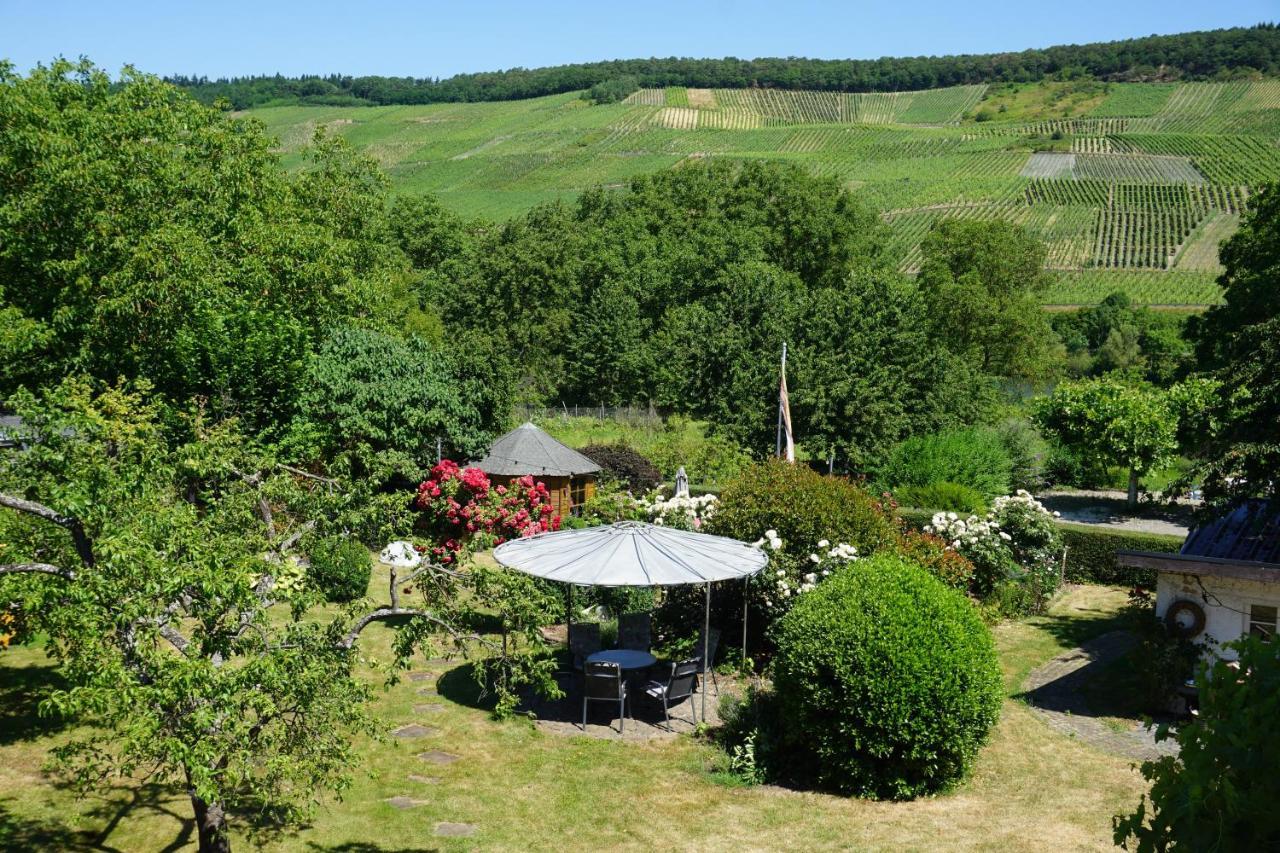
[880,428,1013,499]
[893,481,986,514]
[1059,523,1181,586]
[308,536,373,603]
[771,554,1002,799]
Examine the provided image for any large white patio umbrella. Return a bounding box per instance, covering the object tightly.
[493,521,768,719]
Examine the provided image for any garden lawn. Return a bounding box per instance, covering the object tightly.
[0,576,1144,852]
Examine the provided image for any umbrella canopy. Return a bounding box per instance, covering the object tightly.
[493,521,767,587]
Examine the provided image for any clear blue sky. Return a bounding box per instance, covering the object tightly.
[2,1,1274,79]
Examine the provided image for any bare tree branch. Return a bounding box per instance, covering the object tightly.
[0,562,76,581]
[230,468,277,538]
[0,492,95,568]
[273,521,315,555]
[338,607,491,651]
[277,464,337,485]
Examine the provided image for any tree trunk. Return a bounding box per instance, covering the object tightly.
[1127,467,1139,509]
[190,791,231,853]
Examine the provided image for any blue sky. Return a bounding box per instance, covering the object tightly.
[2,1,1274,79]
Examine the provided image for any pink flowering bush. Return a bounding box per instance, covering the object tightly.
[415,460,560,562]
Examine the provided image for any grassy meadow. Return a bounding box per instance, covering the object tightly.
[0,576,1149,852]
[245,79,1280,307]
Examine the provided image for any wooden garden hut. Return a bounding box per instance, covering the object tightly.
[472,422,600,518]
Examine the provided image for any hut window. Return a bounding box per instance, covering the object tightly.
[1248,604,1277,640]
[570,479,587,515]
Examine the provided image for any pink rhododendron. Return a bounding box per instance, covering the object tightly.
[416,459,560,558]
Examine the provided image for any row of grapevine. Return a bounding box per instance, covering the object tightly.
[1114,133,1280,185]
[622,89,665,106]
[1043,270,1223,306]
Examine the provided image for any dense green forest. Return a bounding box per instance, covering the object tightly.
[173,25,1280,109]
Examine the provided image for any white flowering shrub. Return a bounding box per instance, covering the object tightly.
[751,532,859,616]
[638,490,719,531]
[925,490,1064,613]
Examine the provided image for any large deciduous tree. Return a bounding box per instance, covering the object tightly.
[1033,377,1179,507]
[0,60,410,429]
[917,219,1063,382]
[1186,183,1280,503]
[0,380,556,852]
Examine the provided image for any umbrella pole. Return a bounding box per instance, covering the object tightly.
[702,582,710,723]
[742,577,749,674]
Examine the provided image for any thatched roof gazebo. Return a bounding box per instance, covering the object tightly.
[473,422,601,517]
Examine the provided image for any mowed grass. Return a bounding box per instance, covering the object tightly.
[0,578,1146,851]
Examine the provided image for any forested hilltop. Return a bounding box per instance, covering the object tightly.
[176,24,1279,109]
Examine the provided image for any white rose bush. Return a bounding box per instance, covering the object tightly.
[925,490,1063,613]
[751,531,861,617]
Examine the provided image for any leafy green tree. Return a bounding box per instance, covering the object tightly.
[1033,377,1179,507]
[0,60,406,428]
[917,220,1062,381]
[1114,636,1280,851]
[284,325,514,482]
[1187,183,1280,503]
[0,379,553,853]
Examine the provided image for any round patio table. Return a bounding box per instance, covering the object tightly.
[586,649,656,671]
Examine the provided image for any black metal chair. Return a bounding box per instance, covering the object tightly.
[582,659,628,733]
[617,612,651,652]
[569,622,602,671]
[695,627,721,695]
[643,658,700,730]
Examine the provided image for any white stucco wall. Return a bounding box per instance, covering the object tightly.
[1156,572,1280,661]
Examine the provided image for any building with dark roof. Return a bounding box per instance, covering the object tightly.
[472,422,600,518]
[1118,500,1280,660]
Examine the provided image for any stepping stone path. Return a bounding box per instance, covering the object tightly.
[384,796,429,810]
[407,774,440,784]
[391,724,440,738]
[434,822,477,838]
[413,703,445,714]
[1022,630,1180,762]
[417,750,460,765]
[407,671,435,682]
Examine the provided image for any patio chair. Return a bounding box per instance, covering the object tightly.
[569,622,602,671]
[694,627,720,695]
[617,612,651,652]
[582,660,629,733]
[643,658,700,731]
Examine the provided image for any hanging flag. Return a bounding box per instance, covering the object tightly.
[777,343,795,463]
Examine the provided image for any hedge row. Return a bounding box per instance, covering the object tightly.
[1058,523,1182,588]
[895,508,1184,588]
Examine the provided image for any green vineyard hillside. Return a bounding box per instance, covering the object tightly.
[247,79,1280,306]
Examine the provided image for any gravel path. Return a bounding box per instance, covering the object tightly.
[1022,630,1179,762]
[1036,490,1193,537]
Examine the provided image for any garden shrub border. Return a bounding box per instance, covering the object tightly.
[896,508,1183,587]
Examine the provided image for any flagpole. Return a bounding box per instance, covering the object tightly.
[775,342,787,458]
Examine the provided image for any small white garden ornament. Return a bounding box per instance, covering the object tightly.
[379,540,423,568]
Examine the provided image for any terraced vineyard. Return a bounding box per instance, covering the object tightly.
[247,79,1280,306]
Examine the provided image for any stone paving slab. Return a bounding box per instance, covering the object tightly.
[407,671,436,683]
[391,724,441,738]
[385,796,429,809]
[408,774,440,784]
[1022,630,1179,762]
[417,750,460,765]
[434,822,477,837]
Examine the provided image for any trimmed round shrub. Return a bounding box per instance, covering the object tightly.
[881,428,1013,499]
[708,460,899,559]
[893,480,986,514]
[771,554,1002,799]
[579,443,662,493]
[308,536,372,603]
